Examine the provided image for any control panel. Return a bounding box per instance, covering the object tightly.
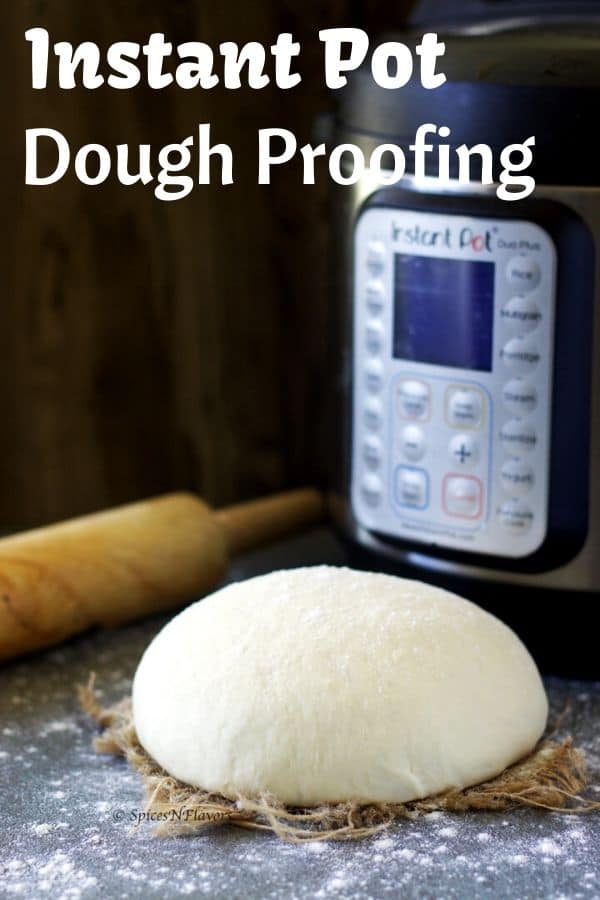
[351,207,556,558]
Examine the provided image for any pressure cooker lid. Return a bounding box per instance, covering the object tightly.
[336,27,600,185]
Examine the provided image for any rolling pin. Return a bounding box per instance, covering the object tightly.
[0,488,323,663]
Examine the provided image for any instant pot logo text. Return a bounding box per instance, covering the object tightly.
[391,222,541,254]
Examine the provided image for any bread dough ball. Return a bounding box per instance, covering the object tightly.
[132,566,547,805]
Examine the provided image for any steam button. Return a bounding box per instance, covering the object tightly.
[502,379,537,416]
[506,255,541,293]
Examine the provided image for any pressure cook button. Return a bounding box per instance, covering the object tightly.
[502,379,537,416]
[506,255,541,293]
[446,388,482,428]
[497,499,534,534]
[501,336,541,374]
[367,241,386,273]
[365,358,384,393]
[500,458,534,496]
[500,296,542,333]
[366,279,385,313]
[363,435,383,468]
[396,466,428,509]
[396,379,430,421]
[364,397,383,431]
[361,473,383,507]
[443,475,483,519]
[449,434,479,468]
[499,419,537,456]
[366,320,384,354]
[400,425,426,462]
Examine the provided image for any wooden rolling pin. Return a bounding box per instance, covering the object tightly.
[0,488,323,663]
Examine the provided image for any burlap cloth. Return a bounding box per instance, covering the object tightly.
[80,676,600,843]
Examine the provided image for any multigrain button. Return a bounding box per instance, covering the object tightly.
[361,473,383,507]
[367,241,386,273]
[363,435,383,468]
[446,388,482,428]
[400,425,426,462]
[366,319,384,354]
[396,466,428,509]
[449,434,479,468]
[502,379,537,416]
[497,498,534,534]
[501,336,541,374]
[506,255,540,293]
[366,279,385,313]
[443,475,482,519]
[500,296,542,333]
[365,358,384,393]
[500,459,534,496]
[396,379,430,421]
[364,397,383,431]
[499,419,537,456]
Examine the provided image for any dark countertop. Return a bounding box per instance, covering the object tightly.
[1,528,600,900]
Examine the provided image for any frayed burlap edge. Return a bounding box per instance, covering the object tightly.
[79,674,600,843]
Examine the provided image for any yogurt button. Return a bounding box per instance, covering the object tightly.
[497,499,534,534]
[499,419,537,456]
[396,379,430,421]
[366,279,385,313]
[506,255,541,293]
[361,473,383,507]
[502,379,537,416]
[363,435,383,468]
[365,358,384,393]
[501,336,541,374]
[500,459,535,496]
[400,425,426,462]
[367,241,386,272]
[500,296,542,333]
[364,397,383,431]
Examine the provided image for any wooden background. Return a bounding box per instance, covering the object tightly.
[4,1,412,530]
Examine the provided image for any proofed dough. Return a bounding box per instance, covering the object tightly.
[132,566,547,805]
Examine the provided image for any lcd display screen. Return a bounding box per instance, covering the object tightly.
[392,254,495,371]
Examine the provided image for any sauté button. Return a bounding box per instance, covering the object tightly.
[396,466,428,509]
[363,435,383,468]
[506,255,541,293]
[502,379,537,416]
[499,419,537,455]
[446,388,482,428]
[500,459,534,496]
[365,358,384,393]
[501,336,541,374]
[367,241,386,272]
[396,379,430,421]
[361,473,383,507]
[364,397,383,431]
[500,296,542,333]
[449,434,479,467]
[400,425,426,462]
[497,499,534,534]
[366,320,384,354]
[443,476,482,518]
[366,279,385,313]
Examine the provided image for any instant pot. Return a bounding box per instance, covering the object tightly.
[330,1,600,673]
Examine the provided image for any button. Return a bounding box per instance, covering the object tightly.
[449,434,479,468]
[499,419,537,456]
[506,255,540,293]
[361,473,383,507]
[363,435,383,468]
[446,388,482,429]
[364,397,383,431]
[396,466,428,509]
[366,319,384,354]
[367,241,386,273]
[366,279,385,314]
[400,425,426,462]
[365,358,384,393]
[443,475,483,519]
[497,499,534,534]
[396,379,430,421]
[502,379,537,416]
[501,336,541,374]
[500,296,542,333]
[500,459,534,496]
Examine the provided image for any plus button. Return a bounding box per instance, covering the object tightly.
[449,434,479,468]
